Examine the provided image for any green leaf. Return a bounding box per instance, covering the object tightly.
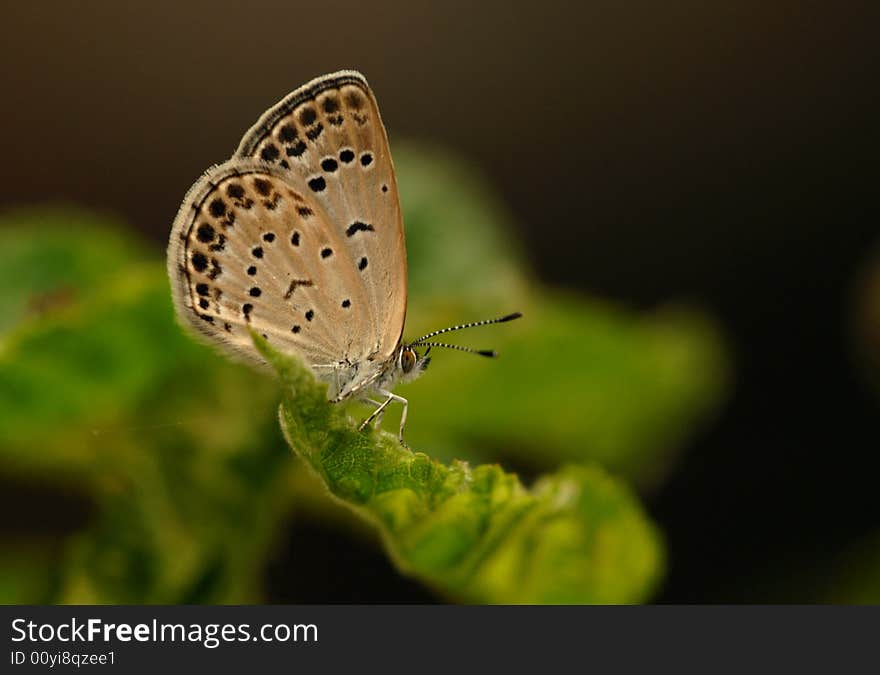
[254,331,664,604]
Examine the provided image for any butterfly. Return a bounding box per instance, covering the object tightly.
[167,70,520,445]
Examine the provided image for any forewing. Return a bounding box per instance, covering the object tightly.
[235,70,407,362]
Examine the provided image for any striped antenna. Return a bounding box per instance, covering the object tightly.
[416,342,497,358]
[411,312,522,345]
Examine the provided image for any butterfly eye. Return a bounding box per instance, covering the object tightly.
[400,348,417,373]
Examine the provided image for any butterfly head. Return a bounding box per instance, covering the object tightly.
[395,345,431,384]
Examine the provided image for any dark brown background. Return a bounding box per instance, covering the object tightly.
[2,1,878,601]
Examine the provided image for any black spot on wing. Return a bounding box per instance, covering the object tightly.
[286,141,307,157]
[253,178,272,196]
[209,234,226,252]
[209,199,226,217]
[279,124,297,142]
[299,107,317,125]
[346,221,374,237]
[196,223,215,242]
[192,252,208,272]
[345,91,363,109]
[207,259,222,280]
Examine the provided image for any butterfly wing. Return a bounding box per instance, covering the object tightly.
[236,70,407,367]
[167,71,407,399]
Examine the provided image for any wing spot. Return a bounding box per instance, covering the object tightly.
[297,206,313,218]
[209,234,226,252]
[196,223,215,242]
[279,124,298,142]
[360,152,373,167]
[192,252,209,272]
[381,184,388,193]
[242,303,253,320]
[321,157,338,172]
[198,298,210,309]
[305,309,315,321]
[196,283,209,296]
[291,325,301,334]
[308,176,326,192]
[341,299,351,308]
[305,123,324,141]
[322,96,339,113]
[252,246,264,259]
[286,141,307,157]
[262,232,276,242]
[208,259,223,280]
[299,107,317,125]
[345,91,364,110]
[249,287,262,297]
[226,183,245,198]
[209,199,226,217]
[321,248,333,259]
[291,231,300,246]
[261,144,280,161]
[253,178,272,196]
[284,279,313,299]
[247,265,257,276]
[358,256,368,271]
[339,149,355,163]
[346,221,374,237]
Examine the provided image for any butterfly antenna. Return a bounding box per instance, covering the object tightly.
[412,312,522,345]
[416,342,498,358]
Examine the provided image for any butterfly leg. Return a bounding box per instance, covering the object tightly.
[358,390,410,447]
[377,389,409,448]
[364,398,387,427]
[359,396,394,432]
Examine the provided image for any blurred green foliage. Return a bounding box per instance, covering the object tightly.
[0,143,730,603]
